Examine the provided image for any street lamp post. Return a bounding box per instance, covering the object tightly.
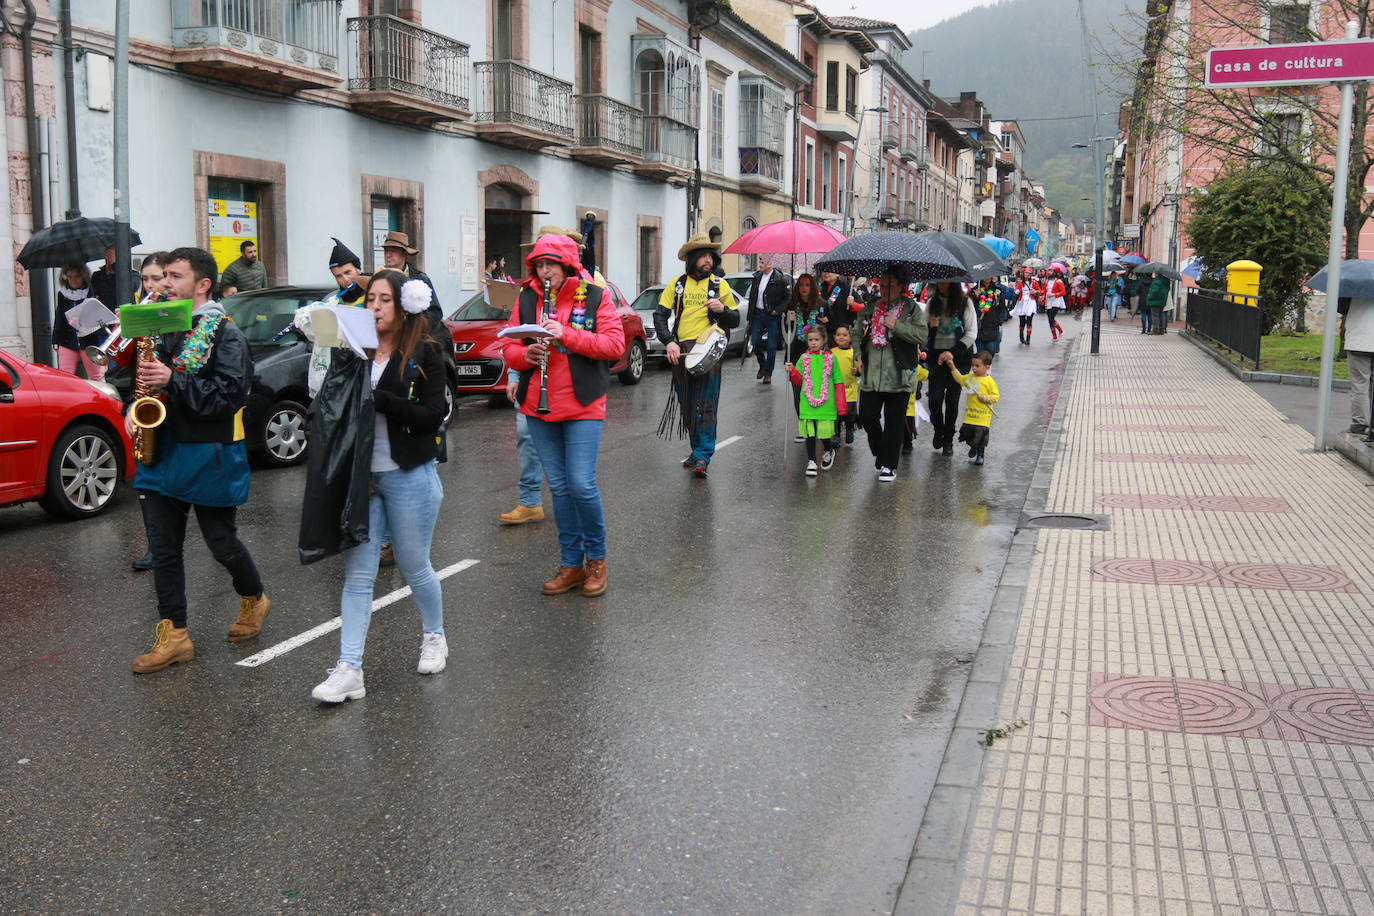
[1073,135,1113,354]
[844,106,887,236]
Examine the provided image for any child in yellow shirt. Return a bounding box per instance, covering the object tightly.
[940,349,999,466]
[904,363,930,452]
[830,325,858,447]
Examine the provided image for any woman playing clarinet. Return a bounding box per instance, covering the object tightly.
[503,234,625,598]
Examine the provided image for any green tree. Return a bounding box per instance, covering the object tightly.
[1185,164,1328,332]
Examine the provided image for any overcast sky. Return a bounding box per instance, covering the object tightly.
[834,0,1000,33]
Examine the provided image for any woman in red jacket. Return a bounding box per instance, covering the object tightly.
[503,234,625,597]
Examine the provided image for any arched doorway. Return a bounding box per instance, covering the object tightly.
[485,184,528,277]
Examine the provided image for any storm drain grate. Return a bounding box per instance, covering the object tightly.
[1021,513,1111,531]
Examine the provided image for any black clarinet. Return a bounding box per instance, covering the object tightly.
[537,278,553,415]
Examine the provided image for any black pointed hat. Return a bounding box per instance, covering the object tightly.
[329,237,361,269]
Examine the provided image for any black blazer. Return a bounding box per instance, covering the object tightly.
[372,338,447,470]
[747,269,791,321]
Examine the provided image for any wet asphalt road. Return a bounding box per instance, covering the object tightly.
[0,318,1076,915]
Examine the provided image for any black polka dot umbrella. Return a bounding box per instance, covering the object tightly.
[814,231,966,283]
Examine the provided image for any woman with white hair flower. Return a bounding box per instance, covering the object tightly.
[311,269,450,704]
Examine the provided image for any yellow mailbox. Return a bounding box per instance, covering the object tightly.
[1226,260,1262,305]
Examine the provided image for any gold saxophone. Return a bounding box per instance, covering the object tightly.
[130,309,168,465]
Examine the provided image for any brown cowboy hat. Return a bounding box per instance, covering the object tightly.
[381,231,418,255]
[677,231,722,263]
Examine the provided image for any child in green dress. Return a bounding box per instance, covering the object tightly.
[786,324,848,477]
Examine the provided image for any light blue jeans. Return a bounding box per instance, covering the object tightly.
[525,417,606,567]
[338,460,444,668]
[514,409,543,507]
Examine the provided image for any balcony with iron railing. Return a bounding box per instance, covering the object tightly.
[881,121,899,150]
[634,115,696,181]
[472,60,574,149]
[901,199,920,225]
[879,193,898,221]
[346,16,469,124]
[170,0,341,92]
[738,147,783,194]
[571,95,643,167]
[902,139,929,168]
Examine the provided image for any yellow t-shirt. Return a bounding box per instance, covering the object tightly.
[906,364,930,417]
[831,345,857,404]
[950,368,999,427]
[657,274,738,343]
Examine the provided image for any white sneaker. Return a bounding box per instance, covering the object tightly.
[821,450,835,470]
[793,435,804,443]
[877,467,896,482]
[312,664,365,703]
[418,632,448,675]
[805,460,818,477]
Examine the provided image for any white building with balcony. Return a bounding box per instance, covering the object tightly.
[0,0,721,358]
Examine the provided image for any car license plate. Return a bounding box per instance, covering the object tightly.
[456,365,483,376]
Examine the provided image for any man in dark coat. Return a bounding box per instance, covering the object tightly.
[746,264,790,381]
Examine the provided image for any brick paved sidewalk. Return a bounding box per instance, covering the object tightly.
[906,326,1374,916]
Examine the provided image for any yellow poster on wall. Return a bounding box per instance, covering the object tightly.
[208,199,259,272]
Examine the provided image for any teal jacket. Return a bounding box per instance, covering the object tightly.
[1146,275,1171,310]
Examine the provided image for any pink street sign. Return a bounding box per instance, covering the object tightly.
[1206,38,1374,88]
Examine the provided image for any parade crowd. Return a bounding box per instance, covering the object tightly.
[43,227,1181,704]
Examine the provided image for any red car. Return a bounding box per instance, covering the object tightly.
[0,347,135,518]
[445,280,646,399]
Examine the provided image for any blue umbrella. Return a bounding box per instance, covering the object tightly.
[980,235,1015,259]
[1180,256,1210,280]
[814,231,965,283]
[1305,259,1374,298]
[1119,253,1147,266]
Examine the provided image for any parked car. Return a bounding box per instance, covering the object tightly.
[445,279,646,400]
[630,272,756,359]
[0,346,135,518]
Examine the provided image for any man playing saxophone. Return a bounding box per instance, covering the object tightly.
[128,246,271,674]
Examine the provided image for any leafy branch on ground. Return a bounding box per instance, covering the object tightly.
[978,719,1029,747]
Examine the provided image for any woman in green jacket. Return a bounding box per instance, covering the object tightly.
[855,265,927,482]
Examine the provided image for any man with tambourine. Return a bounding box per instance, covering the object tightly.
[653,232,740,479]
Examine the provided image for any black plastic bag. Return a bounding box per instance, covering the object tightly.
[299,349,374,565]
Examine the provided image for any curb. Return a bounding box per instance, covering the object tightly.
[892,343,1080,916]
[1179,330,1352,389]
[1334,434,1374,475]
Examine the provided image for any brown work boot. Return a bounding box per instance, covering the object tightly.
[132,619,194,674]
[541,565,586,595]
[583,558,608,597]
[227,592,271,643]
[498,504,545,525]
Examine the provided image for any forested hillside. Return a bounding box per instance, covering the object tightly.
[904,0,1145,220]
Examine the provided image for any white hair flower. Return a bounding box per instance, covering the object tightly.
[400,278,433,315]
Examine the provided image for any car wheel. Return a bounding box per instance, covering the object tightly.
[261,399,308,467]
[618,339,645,385]
[443,379,458,427]
[39,423,122,519]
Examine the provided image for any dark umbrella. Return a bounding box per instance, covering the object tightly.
[914,230,1008,281]
[17,217,144,270]
[1136,261,1182,281]
[814,231,964,283]
[1306,259,1374,298]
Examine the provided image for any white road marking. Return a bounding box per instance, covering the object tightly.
[716,435,743,449]
[235,559,480,668]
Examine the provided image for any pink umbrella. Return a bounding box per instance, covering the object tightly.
[724,219,846,256]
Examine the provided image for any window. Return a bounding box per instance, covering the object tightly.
[825,61,839,111]
[821,149,832,211]
[1269,4,1311,43]
[709,89,724,174]
[844,67,858,117]
[804,140,815,207]
[802,52,814,107]
[740,217,758,270]
[837,152,848,215]
[579,27,602,93]
[638,223,660,291]
[1256,112,1302,157]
